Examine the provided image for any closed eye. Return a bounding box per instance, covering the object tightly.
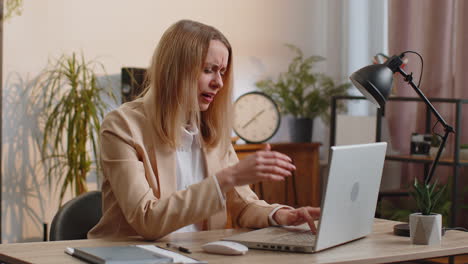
[203,65,227,76]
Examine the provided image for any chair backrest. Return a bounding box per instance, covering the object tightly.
[49,190,102,241]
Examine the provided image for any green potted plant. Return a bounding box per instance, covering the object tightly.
[409,176,447,245]
[3,0,23,21]
[255,44,351,142]
[35,52,116,204]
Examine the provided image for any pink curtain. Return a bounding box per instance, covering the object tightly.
[388,0,468,224]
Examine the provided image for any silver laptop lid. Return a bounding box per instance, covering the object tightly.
[314,142,387,251]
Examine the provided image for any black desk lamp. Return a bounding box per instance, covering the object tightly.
[349,52,455,236]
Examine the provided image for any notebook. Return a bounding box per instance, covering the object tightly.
[65,245,206,264]
[223,142,387,253]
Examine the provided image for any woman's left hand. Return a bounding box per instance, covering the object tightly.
[273,207,321,234]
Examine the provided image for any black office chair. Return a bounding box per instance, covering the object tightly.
[49,190,102,241]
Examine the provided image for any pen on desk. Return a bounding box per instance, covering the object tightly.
[166,242,191,254]
[64,247,75,256]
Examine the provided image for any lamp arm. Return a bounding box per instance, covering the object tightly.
[396,67,455,184]
[397,68,454,132]
[426,129,450,185]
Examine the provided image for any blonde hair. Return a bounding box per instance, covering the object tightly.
[141,20,233,152]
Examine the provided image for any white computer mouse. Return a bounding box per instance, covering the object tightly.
[201,241,248,255]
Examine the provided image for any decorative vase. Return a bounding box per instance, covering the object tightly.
[409,213,442,245]
[289,118,313,142]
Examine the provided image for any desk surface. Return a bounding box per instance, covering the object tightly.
[1,219,468,264]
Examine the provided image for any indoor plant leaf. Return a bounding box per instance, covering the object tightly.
[255,44,350,121]
[34,52,116,205]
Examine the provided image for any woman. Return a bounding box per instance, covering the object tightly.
[88,20,320,240]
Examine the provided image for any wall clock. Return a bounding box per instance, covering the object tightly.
[233,92,281,144]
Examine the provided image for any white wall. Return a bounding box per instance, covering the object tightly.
[345,0,388,116]
[2,0,386,242]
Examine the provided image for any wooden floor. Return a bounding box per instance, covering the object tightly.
[431,255,468,264]
[398,255,468,264]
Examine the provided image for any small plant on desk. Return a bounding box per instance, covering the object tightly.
[409,176,447,245]
[411,177,447,216]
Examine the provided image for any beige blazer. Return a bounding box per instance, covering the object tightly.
[88,90,278,240]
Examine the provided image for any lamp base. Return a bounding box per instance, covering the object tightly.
[393,223,410,237]
[393,223,445,237]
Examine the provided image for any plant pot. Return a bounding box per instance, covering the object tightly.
[409,213,442,245]
[289,118,313,142]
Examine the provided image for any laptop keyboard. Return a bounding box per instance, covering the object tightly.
[271,230,317,243]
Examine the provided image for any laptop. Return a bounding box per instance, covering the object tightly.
[223,142,387,253]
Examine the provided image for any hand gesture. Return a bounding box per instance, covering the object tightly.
[216,144,296,191]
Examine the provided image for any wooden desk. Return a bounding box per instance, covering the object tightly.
[1,219,468,264]
[234,143,321,207]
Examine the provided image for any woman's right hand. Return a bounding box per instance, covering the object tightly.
[216,144,296,192]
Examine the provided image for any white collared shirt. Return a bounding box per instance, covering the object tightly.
[174,125,225,233]
[173,126,284,233]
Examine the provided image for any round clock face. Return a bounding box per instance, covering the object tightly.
[233,92,281,143]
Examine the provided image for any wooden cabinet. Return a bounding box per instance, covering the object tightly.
[234,143,321,207]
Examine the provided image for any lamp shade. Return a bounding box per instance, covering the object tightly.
[349,64,394,109]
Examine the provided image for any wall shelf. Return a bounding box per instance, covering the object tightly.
[386,155,468,166]
[330,95,468,227]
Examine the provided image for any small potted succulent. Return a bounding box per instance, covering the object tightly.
[409,176,447,245]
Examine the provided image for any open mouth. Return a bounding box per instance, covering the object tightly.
[201,93,215,103]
